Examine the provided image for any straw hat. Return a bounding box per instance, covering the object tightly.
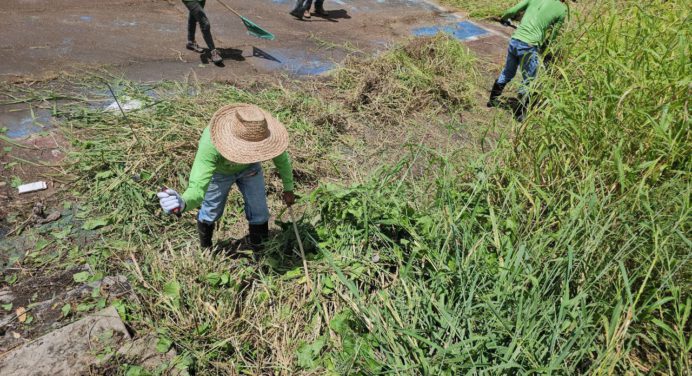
[209,103,289,164]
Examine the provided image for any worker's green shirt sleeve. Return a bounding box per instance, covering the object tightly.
[501,0,530,20]
[181,128,217,211]
[547,13,565,44]
[272,151,295,192]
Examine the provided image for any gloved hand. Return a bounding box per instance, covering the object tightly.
[282,191,296,207]
[157,188,185,215]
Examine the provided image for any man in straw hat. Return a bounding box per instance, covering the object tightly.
[157,104,295,250]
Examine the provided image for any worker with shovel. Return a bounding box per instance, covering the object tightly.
[183,0,223,64]
[487,0,568,120]
[157,104,295,250]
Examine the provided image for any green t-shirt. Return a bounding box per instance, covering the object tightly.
[502,0,568,46]
[181,127,295,211]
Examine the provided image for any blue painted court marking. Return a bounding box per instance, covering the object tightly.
[412,20,489,41]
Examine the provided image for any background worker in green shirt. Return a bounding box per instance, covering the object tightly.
[157,104,295,250]
[487,0,568,119]
[183,0,223,64]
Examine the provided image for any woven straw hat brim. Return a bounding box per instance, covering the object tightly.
[210,104,289,164]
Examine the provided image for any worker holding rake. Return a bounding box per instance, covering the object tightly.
[157,104,295,250]
[182,0,223,64]
[487,0,568,120]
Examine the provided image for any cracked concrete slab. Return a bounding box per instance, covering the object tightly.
[0,306,129,376]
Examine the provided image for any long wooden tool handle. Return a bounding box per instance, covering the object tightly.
[289,206,312,290]
[216,0,243,19]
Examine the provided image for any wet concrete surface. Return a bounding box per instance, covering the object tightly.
[0,0,506,84]
[0,105,54,139]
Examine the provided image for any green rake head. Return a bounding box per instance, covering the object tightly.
[241,17,275,41]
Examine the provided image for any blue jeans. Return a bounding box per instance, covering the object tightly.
[497,38,539,96]
[198,163,270,225]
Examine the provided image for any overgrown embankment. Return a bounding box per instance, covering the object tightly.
[3,0,689,374]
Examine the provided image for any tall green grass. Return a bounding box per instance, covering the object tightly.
[300,0,690,373]
[25,0,690,374]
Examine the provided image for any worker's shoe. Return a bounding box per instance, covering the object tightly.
[314,4,328,17]
[197,221,214,249]
[289,9,303,20]
[210,49,223,64]
[486,81,506,108]
[186,41,204,53]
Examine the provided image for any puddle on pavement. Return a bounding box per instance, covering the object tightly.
[0,105,54,139]
[412,20,489,41]
[253,47,335,76]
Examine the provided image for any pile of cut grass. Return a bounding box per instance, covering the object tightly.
[333,36,478,126]
[442,0,516,19]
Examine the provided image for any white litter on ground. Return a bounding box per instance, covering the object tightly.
[17,181,47,194]
[104,96,143,112]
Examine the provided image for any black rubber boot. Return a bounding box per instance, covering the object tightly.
[314,2,328,17]
[515,93,530,122]
[197,221,214,249]
[486,81,506,108]
[248,222,269,247]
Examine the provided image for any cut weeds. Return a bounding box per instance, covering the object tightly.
[2,1,690,374]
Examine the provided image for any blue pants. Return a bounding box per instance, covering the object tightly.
[497,38,539,96]
[198,163,270,225]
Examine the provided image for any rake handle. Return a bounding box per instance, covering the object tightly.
[216,0,243,19]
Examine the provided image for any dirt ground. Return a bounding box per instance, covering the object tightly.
[0,0,510,82]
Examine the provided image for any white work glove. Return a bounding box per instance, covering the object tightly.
[157,189,185,215]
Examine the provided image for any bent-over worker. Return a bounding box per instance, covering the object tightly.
[158,104,295,249]
[487,0,568,119]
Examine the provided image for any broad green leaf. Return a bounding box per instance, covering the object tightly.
[82,217,110,230]
[296,336,326,370]
[61,303,71,317]
[156,336,173,353]
[205,272,221,286]
[73,271,90,283]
